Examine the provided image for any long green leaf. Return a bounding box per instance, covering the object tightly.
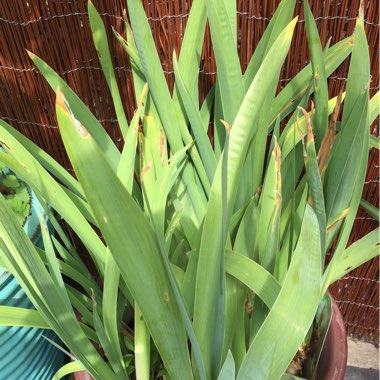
[341,7,369,127]
[0,150,106,272]
[27,51,120,171]
[237,205,321,380]
[360,199,380,221]
[205,0,244,124]
[279,95,344,161]
[325,92,368,221]
[175,0,207,105]
[324,228,379,286]
[52,362,86,380]
[194,19,297,379]
[0,306,50,329]
[173,52,217,183]
[244,0,296,86]
[322,127,370,294]
[39,215,72,310]
[325,14,370,220]
[56,90,193,380]
[0,195,115,380]
[369,91,380,125]
[300,108,326,259]
[102,250,125,378]
[225,251,281,308]
[304,0,329,147]
[92,293,129,379]
[217,351,235,380]
[0,121,83,198]
[271,37,353,123]
[88,0,128,137]
[134,303,150,380]
[370,135,380,149]
[256,140,282,273]
[127,0,206,224]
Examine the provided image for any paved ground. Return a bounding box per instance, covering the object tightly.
[345,366,379,379]
[345,338,379,380]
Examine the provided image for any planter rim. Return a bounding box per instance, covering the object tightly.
[316,296,347,380]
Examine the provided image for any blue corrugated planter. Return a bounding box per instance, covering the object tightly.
[0,186,65,380]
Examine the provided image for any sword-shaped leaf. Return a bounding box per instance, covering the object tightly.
[0,121,83,197]
[88,0,128,137]
[325,14,370,221]
[194,19,297,379]
[173,52,217,183]
[280,95,344,161]
[256,140,282,273]
[0,196,115,380]
[325,229,379,286]
[0,150,106,272]
[27,52,120,171]
[271,37,353,123]
[369,91,380,125]
[244,0,296,86]
[300,108,326,259]
[204,0,244,124]
[360,199,379,221]
[304,0,329,147]
[225,251,281,308]
[237,205,321,380]
[0,306,50,329]
[217,351,235,380]
[56,90,193,380]
[52,362,87,380]
[325,94,369,222]
[341,5,370,127]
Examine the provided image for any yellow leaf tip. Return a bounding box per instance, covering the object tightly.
[56,89,89,137]
[26,50,35,59]
[56,87,65,108]
[220,119,231,134]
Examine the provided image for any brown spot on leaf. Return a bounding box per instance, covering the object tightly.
[318,91,342,173]
[0,141,10,150]
[245,298,253,317]
[57,88,89,137]
[159,129,166,164]
[220,119,231,134]
[141,161,153,182]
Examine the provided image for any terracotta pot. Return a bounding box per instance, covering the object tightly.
[74,299,347,380]
[316,298,347,380]
[74,369,93,380]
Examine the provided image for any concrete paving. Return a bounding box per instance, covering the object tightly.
[345,338,379,380]
[345,366,379,380]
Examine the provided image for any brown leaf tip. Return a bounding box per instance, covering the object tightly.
[56,88,89,137]
[220,119,231,134]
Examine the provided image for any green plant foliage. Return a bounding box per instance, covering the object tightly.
[0,169,31,226]
[0,0,378,379]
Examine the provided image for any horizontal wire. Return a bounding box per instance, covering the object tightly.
[0,10,378,27]
[1,112,379,146]
[341,276,379,283]
[0,115,120,129]
[336,300,379,311]
[0,65,378,90]
[345,322,379,331]
[355,216,378,221]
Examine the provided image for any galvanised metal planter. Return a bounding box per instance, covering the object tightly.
[0,188,65,380]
